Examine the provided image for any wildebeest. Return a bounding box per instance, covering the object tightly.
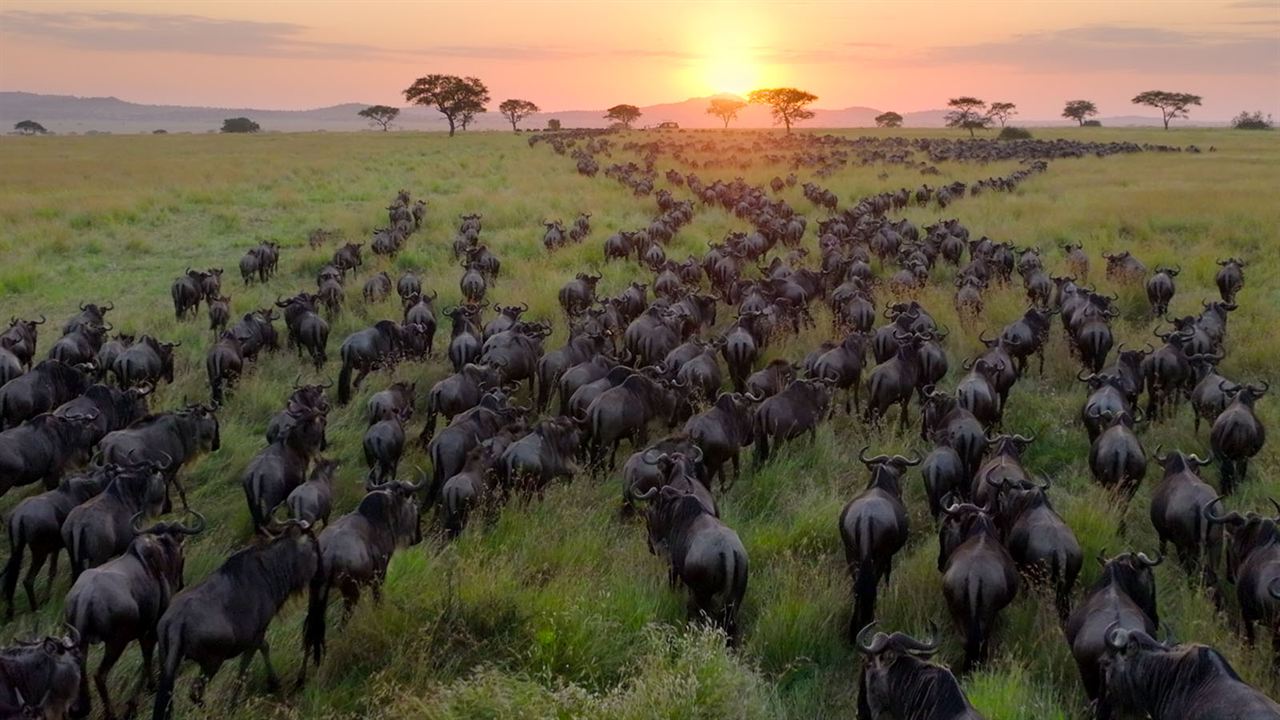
[1210,381,1267,495]
[171,269,207,320]
[275,294,330,370]
[1064,550,1162,705]
[558,272,602,317]
[362,408,409,483]
[362,271,392,303]
[63,302,112,337]
[285,458,339,526]
[583,371,677,471]
[0,360,92,430]
[495,416,580,496]
[99,404,221,510]
[1148,447,1220,577]
[1215,257,1246,303]
[150,520,321,720]
[241,405,327,528]
[989,476,1082,620]
[936,500,1018,672]
[1088,409,1147,506]
[840,450,916,636]
[810,331,869,414]
[1188,352,1233,434]
[864,332,928,429]
[854,622,984,720]
[332,242,363,278]
[1203,497,1280,654]
[427,392,522,502]
[336,321,403,404]
[207,296,231,335]
[0,630,86,720]
[745,359,795,401]
[2,467,111,618]
[682,392,753,490]
[751,378,832,466]
[62,458,169,579]
[111,335,179,388]
[302,479,422,666]
[440,432,517,538]
[1102,250,1147,282]
[227,308,279,361]
[637,483,748,641]
[1,315,46,371]
[205,332,244,404]
[421,363,501,445]
[1099,626,1280,719]
[535,331,606,413]
[65,511,205,720]
[444,305,484,373]
[0,410,100,498]
[1145,265,1179,316]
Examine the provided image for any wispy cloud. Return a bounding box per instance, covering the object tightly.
[924,24,1279,75]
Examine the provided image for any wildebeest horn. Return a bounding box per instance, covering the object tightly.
[79,301,87,310]
[858,446,889,466]
[62,624,80,650]
[630,485,658,502]
[103,302,114,311]
[130,511,147,534]
[1012,433,1035,443]
[176,510,207,535]
[1269,577,1280,601]
[893,453,921,467]
[1104,622,1130,652]
[1136,550,1163,567]
[1269,497,1280,517]
[641,448,664,464]
[1077,369,1095,382]
[855,622,889,655]
[1153,444,1168,464]
[34,315,45,324]
[688,445,704,463]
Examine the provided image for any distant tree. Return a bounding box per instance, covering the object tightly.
[988,101,1017,127]
[1131,90,1202,130]
[403,74,490,137]
[358,105,400,131]
[604,104,642,129]
[498,99,540,131]
[220,117,260,133]
[153,129,168,134]
[944,97,991,137]
[748,88,818,133]
[998,126,1032,140]
[706,97,747,129]
[874,111,903,128]
[14,120,47,135]
[546,118,562,131]
[1062,100,1099,126]
[1231,110,1272,130]
[1082,120,1102,127]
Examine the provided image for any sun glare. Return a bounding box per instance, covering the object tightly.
[704,51,757,97]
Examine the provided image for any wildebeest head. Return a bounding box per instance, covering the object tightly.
[130,509,206,589]
[363,477,426,547]
[1203,496,1280,582]
[179,403,221,452]
[4,628,85,718]
[937,499,997,569]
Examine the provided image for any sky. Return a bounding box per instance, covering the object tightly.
[1,0,1278,120]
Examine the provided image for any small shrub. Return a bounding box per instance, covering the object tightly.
[1083,120,1102,127]
[999,126,1033,140]
[1232,110,1273,130]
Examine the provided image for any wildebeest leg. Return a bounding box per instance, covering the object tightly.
[353,365,370,391]
[1243,618,1256,646]
[727,452,739,492]
[95,640,126,720]
[139,633,157,691]
[258,640,281,692]
[191,661,221,706]
[898,397,910,433]
[23,548,49,611]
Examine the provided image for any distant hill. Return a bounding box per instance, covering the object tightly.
[0,91,1211,135]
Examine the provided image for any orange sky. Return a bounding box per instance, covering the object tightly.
[1,0,1277,119]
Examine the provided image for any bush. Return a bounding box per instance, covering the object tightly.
[1083,120,1102,127]
[1232,111,1273,130]
[220,117,260,134]
[998,126,1033,140]
[153,129,168,134]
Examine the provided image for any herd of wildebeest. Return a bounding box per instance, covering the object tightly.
[0,130,1275,720]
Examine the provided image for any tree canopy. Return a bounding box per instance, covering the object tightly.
[747,88,818,133]
[220,117,260,134]
[1131,90,1202,130]
[988,101,1017,128]
[944,97,991,137]
[404,74,490,136]
[358,105,400,131]
[706,97,747,129]
[546,118,562,131]
[874,111,903,128]
[14,120,47,135]
[604,104,642,129]
[1062,100,1099,126]
[499,99,541,131]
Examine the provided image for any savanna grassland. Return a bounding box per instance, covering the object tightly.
[1,126,1278,720]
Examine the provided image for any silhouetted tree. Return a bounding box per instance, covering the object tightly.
[358,105,400,131]
[1062,100,1098,126]
[1132,90,1202,130]
[944,97,990,137]
[706,97,747,129]
[1231,110,1273,130]
[499,99,540,131]
[546,118,562,131]
[152,129,168,134]
[220,117,260,133]
[748,88,818,133]
[604,104,642,129]
[14,120,47,135]
[988,101,1017,127]
[403,74,490,137]
[874,111,903,128]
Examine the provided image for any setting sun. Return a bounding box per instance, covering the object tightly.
[702,50,757,97]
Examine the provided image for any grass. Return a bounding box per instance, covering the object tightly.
[0,126,1277,719]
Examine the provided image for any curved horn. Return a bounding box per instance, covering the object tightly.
[1104,622,1130,652]
[1136,550,1163,567]
[130,511,147,535]
[176,510,207,536]
[855,621,889,655]
[1153,444,1168,464]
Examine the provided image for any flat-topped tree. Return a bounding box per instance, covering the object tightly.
[499,99,540,131]
[988,101,1017,128]
[874,111,903,128]
[1132,90,1202,130]
[944,97,991,138]
[220,117,259,133]
[403,74,490,137]
[604,104,642,129]
[14,120,47,135]
[358,105,400,131]
[707,97,747,129]
[748,88,818,133]
[1062,100,1099,126]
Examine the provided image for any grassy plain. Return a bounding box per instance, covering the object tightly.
[0,126,1278,719]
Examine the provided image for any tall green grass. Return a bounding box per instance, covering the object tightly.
[0,127,1276,719]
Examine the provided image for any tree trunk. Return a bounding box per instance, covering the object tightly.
[783,115,792,134]
[1162,112,1170,130]
[447,115,456,137]
[722,117,730,129]
[510,119,518,131]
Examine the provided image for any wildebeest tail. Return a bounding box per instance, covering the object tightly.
[152,618,185,720]
[337,360,353,405]
[720,547,748,643]
[964,576,985,671]
[303,567,329,667]
[752,414,770,465]
[2,517,26,614]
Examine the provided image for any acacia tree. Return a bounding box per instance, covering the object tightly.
[944,97,991,137]
[13,120,47,135]
[220,117,260,133]
[403,74,490,137]
[1062,100,1099,126]
[706,97,747,129]
[988,101,1017,127]
[499,99,540,131]
[1231,111,1273,130]
[546,118,562,131]
[1132,90,1202,130]
[748,88,818,133]
[874,111,903,128]
[604,104,642,129]
[358,105,400,131]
